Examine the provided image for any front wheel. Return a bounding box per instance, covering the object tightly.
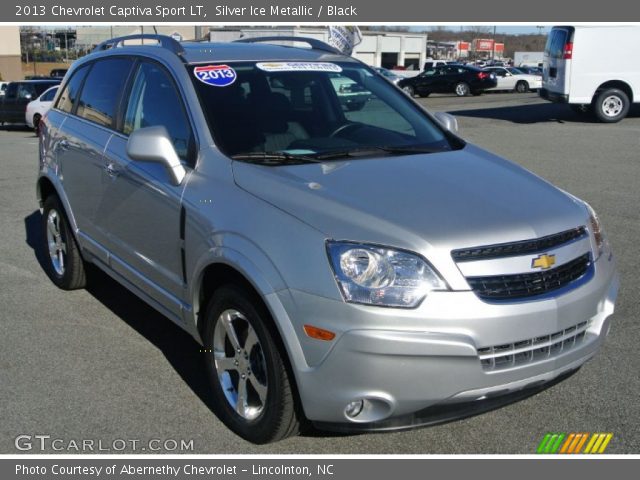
[593,88,629,123]
[402,85,415,97]
[203,285,301,444]
[454,82,470,97]
[41,195,87,290]
[515,81,529,93]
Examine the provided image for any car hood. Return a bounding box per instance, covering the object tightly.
[232,144,588,254]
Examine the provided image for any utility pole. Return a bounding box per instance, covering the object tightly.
[492,25,496,60]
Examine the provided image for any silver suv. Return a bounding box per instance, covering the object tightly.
[37,35,619,444]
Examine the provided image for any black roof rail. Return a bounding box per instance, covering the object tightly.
[233,36,342,55]
[92,34,186,59]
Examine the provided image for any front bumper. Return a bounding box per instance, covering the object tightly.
[271,253,618,427]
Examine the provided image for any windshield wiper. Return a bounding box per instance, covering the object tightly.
[230,152,322,165]
[312,145,449,160]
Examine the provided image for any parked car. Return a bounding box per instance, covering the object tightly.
[422,59,458,70]
[329,73,372,111]
[26,85,58,133]
[484,66,542,93]
[38,34,618,444]
[516,65,543,76]
[50,68,68,78]
[399,65,497,97]
[0,79,60,126]
[373,66,403,85]
[540,25,640,122]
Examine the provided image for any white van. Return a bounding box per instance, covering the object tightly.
[540,25,640,122]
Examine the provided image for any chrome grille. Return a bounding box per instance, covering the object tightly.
[466,253,591,300]
[477,321,588,371]
[452,227,586,262]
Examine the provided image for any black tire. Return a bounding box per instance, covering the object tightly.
[454,82,470,97]
[515,81,529,93]
[203,285,301,444]
[402,85,415,97]
[33,114,41,135]
[41,195,87,290]
[593,88,630,123]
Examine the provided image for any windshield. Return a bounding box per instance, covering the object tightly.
[189,61,461,162]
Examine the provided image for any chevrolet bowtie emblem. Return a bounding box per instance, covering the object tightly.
[532,254,556,270]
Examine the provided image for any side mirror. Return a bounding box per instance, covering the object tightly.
[126,126,186,186]
[434,112,459,134]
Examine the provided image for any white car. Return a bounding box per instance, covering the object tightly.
[484,66,542,93]
[25,85,58,132]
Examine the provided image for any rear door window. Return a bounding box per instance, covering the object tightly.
[56,65,90,114]
[76,58,134,128]
[545,29,571,59]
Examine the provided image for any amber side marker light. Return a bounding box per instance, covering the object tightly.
[303,325,336,341]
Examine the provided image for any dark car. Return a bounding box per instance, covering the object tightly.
[517,65,543,76]
[50,68,68,78]
[398,65,497,97]
[0,80,61,125]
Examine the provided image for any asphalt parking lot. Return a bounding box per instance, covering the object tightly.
[1,93,638,454]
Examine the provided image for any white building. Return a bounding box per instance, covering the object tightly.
[209,27,427,71]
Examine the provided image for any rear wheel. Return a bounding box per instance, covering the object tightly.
[454,82,470,97]
[593,88,629,123]
[203,285,301,444]
[515,81,529,93]
[41,195,87,290]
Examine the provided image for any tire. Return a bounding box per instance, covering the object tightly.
[33,114,41,135]
[515,81,529,93]
[593,88,630,123]
[454,82,470,97]
[402,85,415,97]
[41,195,87,290]
[471,90,483,96]
[203,285,301,444]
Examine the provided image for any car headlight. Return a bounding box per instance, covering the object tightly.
[585,203,607,259]
[326,241,448,308]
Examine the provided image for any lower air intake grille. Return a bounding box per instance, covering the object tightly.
[477,321,589,371]
[466,253,591,300]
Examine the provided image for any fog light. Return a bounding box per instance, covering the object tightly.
[345,400,364,418]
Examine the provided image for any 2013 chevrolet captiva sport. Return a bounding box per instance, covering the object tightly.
[37,34,619,444]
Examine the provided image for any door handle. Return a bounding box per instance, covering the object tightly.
[105,162,120,178]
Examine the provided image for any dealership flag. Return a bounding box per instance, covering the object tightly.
[327,26,363,56]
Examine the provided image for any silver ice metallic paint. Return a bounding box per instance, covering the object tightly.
[38,38,618,428]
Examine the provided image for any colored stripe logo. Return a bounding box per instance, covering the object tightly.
[537,433,613,454]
